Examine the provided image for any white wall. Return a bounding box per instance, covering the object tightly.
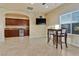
[0,8,5,42]
[29,12,46,38]
[0,9,46,42]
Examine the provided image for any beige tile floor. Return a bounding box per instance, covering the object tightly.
[0,36,79,56]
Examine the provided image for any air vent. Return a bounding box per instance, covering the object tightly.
[27,7,33,10]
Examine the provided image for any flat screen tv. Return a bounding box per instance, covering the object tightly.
[36,18,46,25]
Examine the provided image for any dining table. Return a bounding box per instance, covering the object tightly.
[47,28,62,48]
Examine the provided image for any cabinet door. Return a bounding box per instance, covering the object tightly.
[23,20,29,26]
[6,18,16,25]
[24,30,29,36]
[18,20,29,25]
[6,18,29,26]
[5,30,19,37]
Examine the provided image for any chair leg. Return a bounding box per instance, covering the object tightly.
[59,37,62,49]
[56,40,57,48]
[47,31,50,43]
[47,38,50,43]
[61,39,62,49]
[65,36,68,48]
[52,37,55,45]
[53,37,55,45]
[47,35,50,44]
[56,36,58,49]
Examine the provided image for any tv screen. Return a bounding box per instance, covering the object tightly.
[36,18,46,25]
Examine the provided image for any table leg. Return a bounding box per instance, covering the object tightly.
[56,31,58,49]
[47,30,50,43]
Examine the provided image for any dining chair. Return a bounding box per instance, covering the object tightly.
[48,30,56,44]
[58,28,68,49]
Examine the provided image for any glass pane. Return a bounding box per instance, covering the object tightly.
[60,13,72,24]
[72,11,79,23]
[72,23,79,34]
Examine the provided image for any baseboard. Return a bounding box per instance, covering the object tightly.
[70,43,79,47]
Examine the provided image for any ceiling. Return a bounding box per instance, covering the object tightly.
[0,3,62,14]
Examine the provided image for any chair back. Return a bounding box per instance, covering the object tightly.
[57,28,67,36]
[49,30,56,35]
[62,28,67,35]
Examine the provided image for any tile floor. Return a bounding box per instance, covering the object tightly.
[0,37,79,56]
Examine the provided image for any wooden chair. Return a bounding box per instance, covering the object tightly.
[47,28,68,49]
[58,28,68,49]
[48,29,56,44]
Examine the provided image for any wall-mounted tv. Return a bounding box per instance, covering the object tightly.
[36,16,46,25]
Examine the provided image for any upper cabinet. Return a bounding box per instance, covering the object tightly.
[6,18,29,26]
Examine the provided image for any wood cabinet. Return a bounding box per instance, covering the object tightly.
[5,18,29,37]
[24,30,29,36]
[5,29,29,37]
[5,29,19,37]
[6,18,29,26]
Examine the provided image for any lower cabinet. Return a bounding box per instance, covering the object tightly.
[5,29,29,37]
[24,30,29,36]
